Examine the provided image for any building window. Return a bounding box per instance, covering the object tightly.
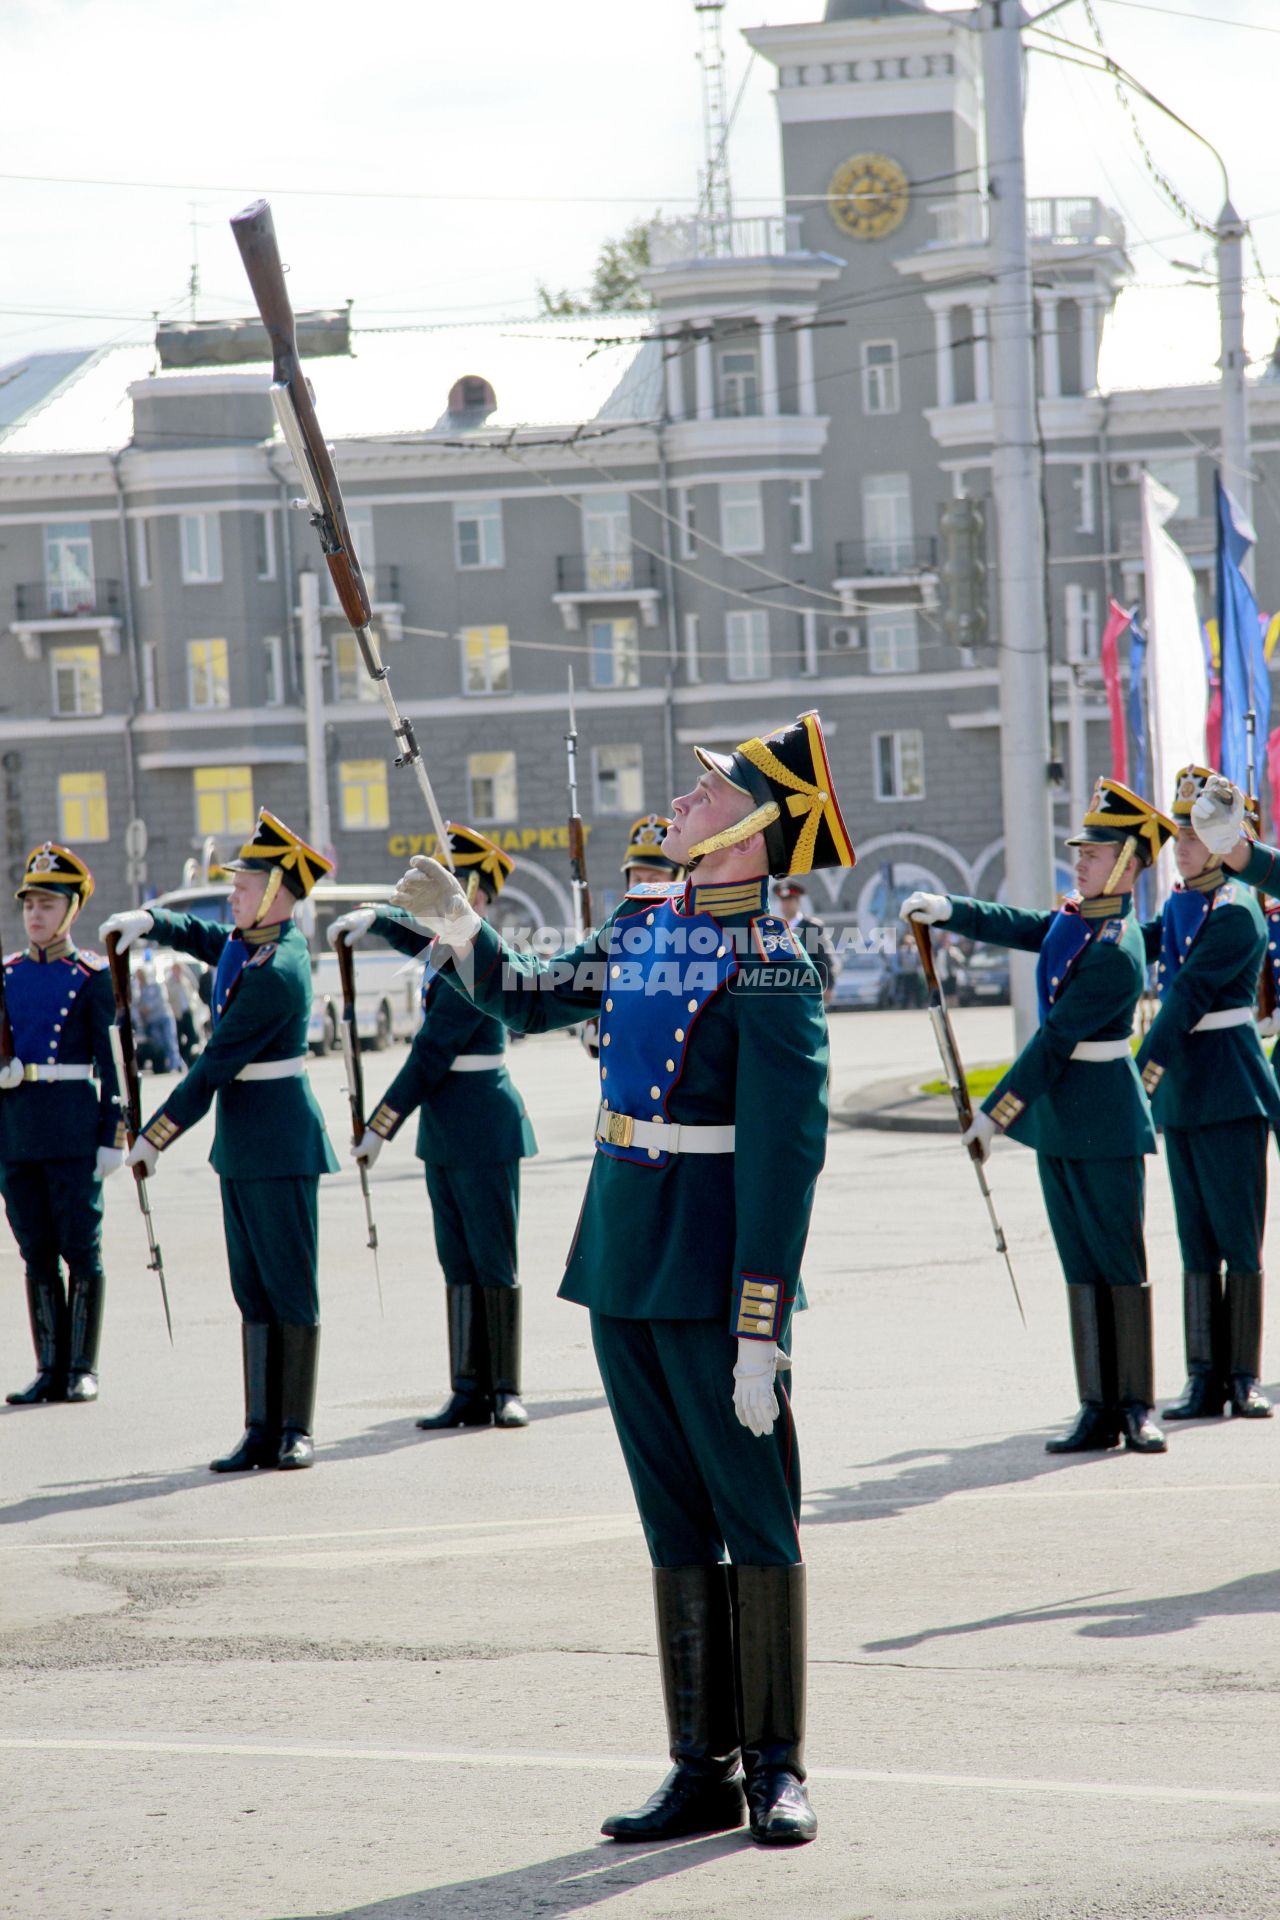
[1064,583,1100,663]
[461,625,512,695]
[134,518,152,589]
[45,522,95,613]
[58,771,109,843]
[333,631,381,702]
[454,499,504,569]
[262,634,284,707]
[324,507,373,607]
[684,610,701,684]
[1074,462,1096,535]
[593,744,644,815]
[788,479,812,554]
[868,612,919,674]
[582,491,630,588]
[726,609,770,682]
[255,510,276,581]
[194,765,254,837]
[862,473,913,572]
[50,644,102,717]
[861,341,900,415]
[719,348,760,417]
[720,481,764,556]
[589,617,640,690]
[468,750,517,823]
[874,729,925,801]
[180,512,223,583]
[339,758,390,830]
[141,642,158,712]
[678,488,697,560]
[187,638,230,709]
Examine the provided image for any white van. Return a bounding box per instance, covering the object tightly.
[145,881,424,1053]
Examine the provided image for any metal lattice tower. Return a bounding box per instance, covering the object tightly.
[694,0,733,230]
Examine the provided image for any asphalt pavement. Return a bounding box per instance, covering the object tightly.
[2,1008,1278,1920]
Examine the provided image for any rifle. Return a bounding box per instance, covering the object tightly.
[0,928,14,1068]
[1245,709,1277,1020]
[229,198,453,872]
[911,920,1025,1327]
[565,669,594,941]
[104,933,173,1344]
[335,937,383,1316]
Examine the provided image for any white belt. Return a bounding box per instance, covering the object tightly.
[1192,1008,1254,1033]
[595,1104,735,1154]
[449,1054,502,1073]
[22,1063,92,1083]
[235,1057,308,1082]
[1071,1039,1133,1062]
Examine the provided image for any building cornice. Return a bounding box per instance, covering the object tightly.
[662,416,830,462]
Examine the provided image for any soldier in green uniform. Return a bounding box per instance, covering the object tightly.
[100,810,339,1471]
[1150,770,1280,1418]
[327,826,537,1431]
[1,844,123,1405]
[904,779,1177,1455]
[390,711,852,1848]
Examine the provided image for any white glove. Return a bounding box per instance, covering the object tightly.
[901,890,951,926]
[99,909,154,953]
[1190,775,1246,856]
[0,1057,23,1091]
[732,1338,780,1438]
[1257,1013,1280,1039]
[125,1135,159,1178]
[960,1108,1000,1164]
[327,908,377,949]
[390,856,481,951]
[352,1129,383,1168]
[94,1146,124,1181]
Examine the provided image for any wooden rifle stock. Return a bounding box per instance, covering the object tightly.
[568,816,594,937]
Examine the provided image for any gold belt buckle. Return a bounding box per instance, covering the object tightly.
[22,1064,39,1083]
[600,1110,634,1149]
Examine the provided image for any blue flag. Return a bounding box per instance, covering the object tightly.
[1216,470,1269,806]
[1128,613,1150,920]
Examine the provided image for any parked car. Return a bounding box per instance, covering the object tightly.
[828,951,894,1011]
[954,944,1011,1006]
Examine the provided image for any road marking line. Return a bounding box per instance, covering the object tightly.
[0,1736,1274,1809]
[0,1513,640,1553]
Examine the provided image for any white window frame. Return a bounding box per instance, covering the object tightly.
[1073,462,1096,535]
[454,498,504,570]
[678,488,697,560]
[186,637,230,711]
[461,625,512,697]
[873,729,926,802]
[44,521,95,613]
[720,481,764,556]
[867,612,920,675]
[180,512,223,584]
[467,750,518,825]
[49,645,102,718]
[141,641,158,712]
[861,473,913,573]
[1064,583,1100,663]
[684,611,701,685]
[262,634,284,707]
[338,758,390,832]
[725,609,770,683]
[588,617,641,691]
[592,744,645,816]
[719,348,760,418]
[255,510,276,582]
[861,340,900,416]
[333,630,382,703]
[133,517,152,589]
[788,478,812,554]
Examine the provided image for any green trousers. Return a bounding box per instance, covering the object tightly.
[1037,1154,1148,1288]
[220,1175,320,1327]
[0,1158,103,1283]
[423,1160,520,1290]
[1163,1118,1268,1272]
[591,1312,801,1570]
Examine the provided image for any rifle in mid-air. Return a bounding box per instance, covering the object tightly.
[104,933,173,1344]
[229,198,453,871]
[565,669,594,943]
[335,937,383,1316]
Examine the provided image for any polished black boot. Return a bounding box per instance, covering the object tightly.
[1045,1284,1120,1453]
[65,1265,104,1403]
[602,1565,745,1841]
[1164,1268,1228,1419]
[1225,1269,1272,1418]
[482,1286,528,1428]
[1113,1284,1166,1453]
[416,1284,493,1429]
[6,1269,68,1405]
[277,1323,320,1469]
[734,1563,816,1845]
[210,1322,278,1471]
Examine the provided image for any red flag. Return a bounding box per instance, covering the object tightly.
[1100,600,1132,782]
[1267,727,1280,834]
[1206,682,1222,769]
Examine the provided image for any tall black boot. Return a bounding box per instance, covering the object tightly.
[481,1286,528,1428]
[277,1323,320,1469]
[734,1563,816,1845]
[6,1268,68,1405]
[65,1266,105,1403]
[1045,1284,1120,1453]
[1225,1269,1272,1418]
[1112,1285,1166,1453]
[210,1323,277,1471]
[602,1565,745,1841]
[1164,1269,1228,1419]
[416,1284,493,1429]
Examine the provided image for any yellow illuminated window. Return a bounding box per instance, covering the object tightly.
[334,631,381,702]
[58,772,109,843]
[194,765,253,836]
[462,625,511,695]
[187,638,230,710]
[340,758,389,831]
[467,751,517,824]
[50,645,102,717]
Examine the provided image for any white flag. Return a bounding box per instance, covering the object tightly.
[1142,473,1207,894]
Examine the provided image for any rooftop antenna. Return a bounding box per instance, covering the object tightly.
[694,1,733,235]
[187,201,202,321]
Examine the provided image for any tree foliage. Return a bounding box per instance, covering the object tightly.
[536,218,655,317]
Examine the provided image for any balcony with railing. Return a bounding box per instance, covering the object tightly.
[647,214,805,268]
[924,197,1126,253]
[834,537,938,580]
[552,551,662,631]
[11,580,123,656]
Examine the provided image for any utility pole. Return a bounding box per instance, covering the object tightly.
[299,568,331,857]
[982,0,1056,1048]
[1217,197,1254,582]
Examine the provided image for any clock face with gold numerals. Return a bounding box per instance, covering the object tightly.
[826,153,910,241]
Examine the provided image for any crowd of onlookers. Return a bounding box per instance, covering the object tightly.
[130,953,208,1071]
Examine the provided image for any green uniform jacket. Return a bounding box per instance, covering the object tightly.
[0,941,121,1163]
[949,896,1155,1160]
[140,913,339,1180]
[434,878,829,1341]
[1135,878,1280,1129]
[363,909,536,1168]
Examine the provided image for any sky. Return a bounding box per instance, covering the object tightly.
[2,0,1279,377]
